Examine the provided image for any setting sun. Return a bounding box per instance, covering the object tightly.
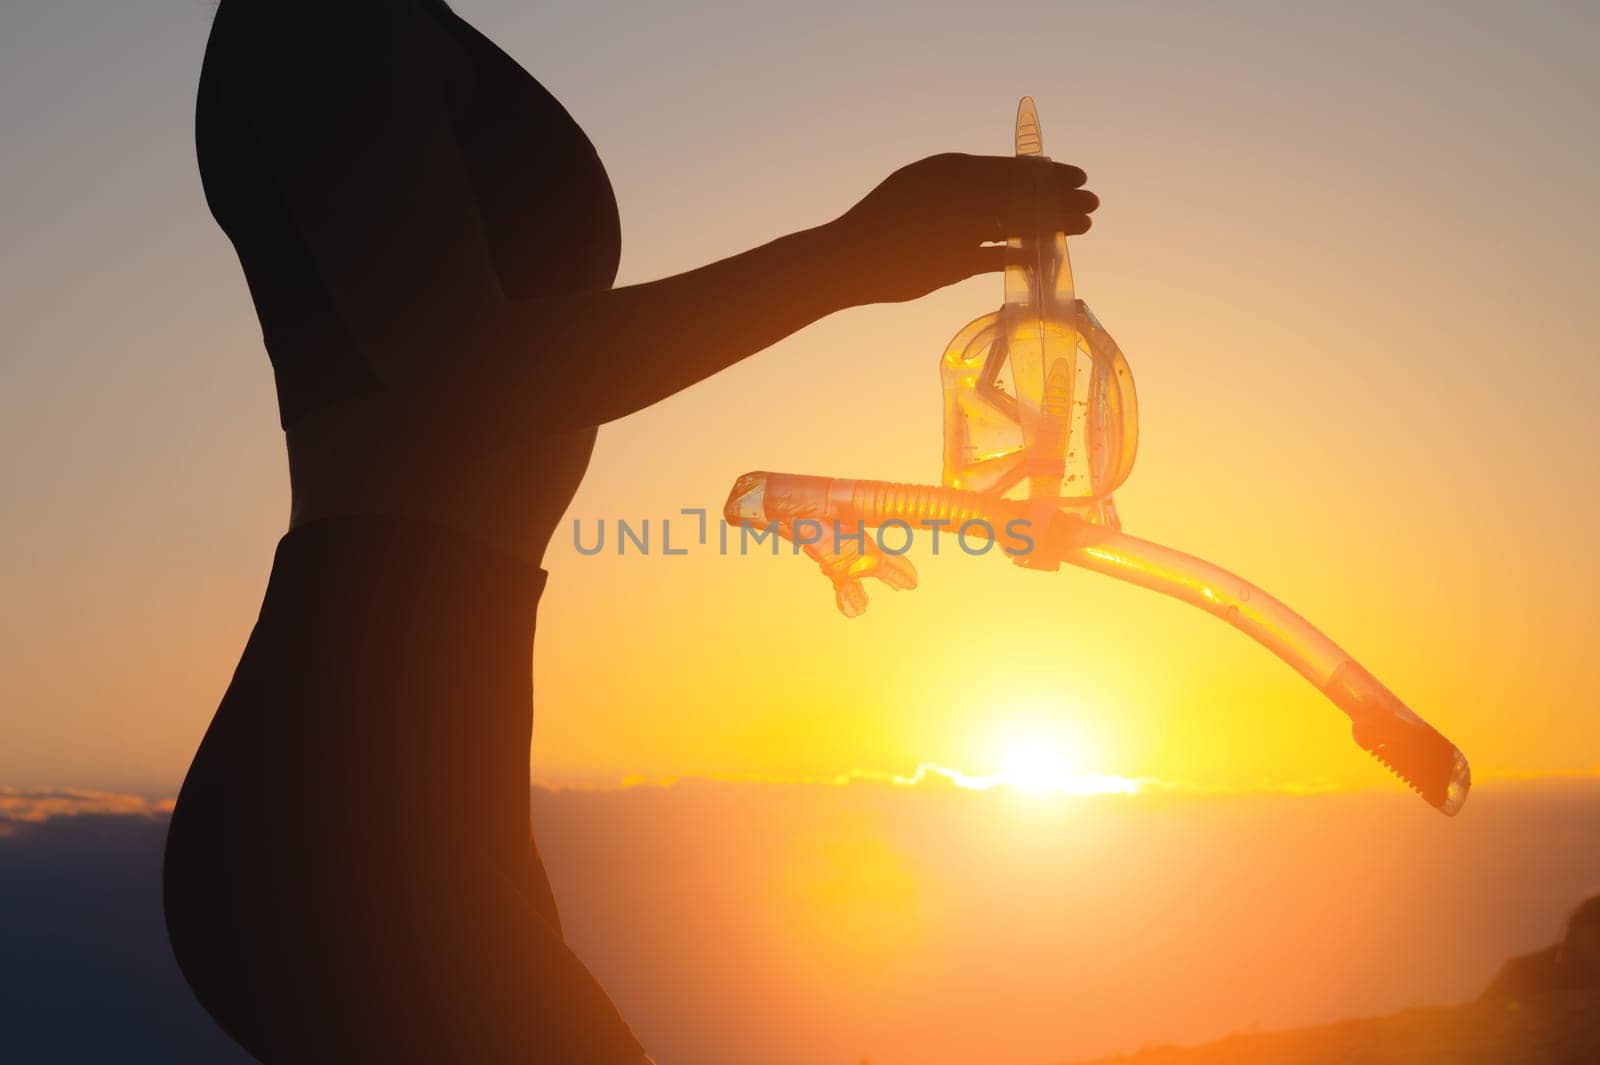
[951,726,1144,797]
[1001,743,1075,794]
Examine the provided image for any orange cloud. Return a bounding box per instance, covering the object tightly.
[0,787,174,827]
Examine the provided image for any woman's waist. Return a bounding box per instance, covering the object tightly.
[284,393,596,566]
[279,504,544,592]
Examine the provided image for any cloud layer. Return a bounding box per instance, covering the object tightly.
[0,786,172,828]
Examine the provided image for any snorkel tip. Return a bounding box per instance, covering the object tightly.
[1326,660,1471,816]
[1015,96,1043,156]
[724,471,771,527]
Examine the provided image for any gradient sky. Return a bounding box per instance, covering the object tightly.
[2,0,1597,795]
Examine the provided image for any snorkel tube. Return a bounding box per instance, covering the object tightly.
[723,472,1470,815]
[722,99,1470,815]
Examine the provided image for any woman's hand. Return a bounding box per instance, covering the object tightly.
[829,153,1098,304]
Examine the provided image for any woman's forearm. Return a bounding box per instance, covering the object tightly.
[476,220,865,430]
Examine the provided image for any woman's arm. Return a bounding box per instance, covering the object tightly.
[237,2,1097,430]
[481,152,1096,429]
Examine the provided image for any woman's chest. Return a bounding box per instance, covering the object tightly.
[427,6,621,297]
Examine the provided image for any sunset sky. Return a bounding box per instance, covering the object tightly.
[2,0,1597,798]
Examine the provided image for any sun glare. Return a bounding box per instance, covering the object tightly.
[971,722,1142,796]
[876,712,1142,797]
[1000,743,1074,795]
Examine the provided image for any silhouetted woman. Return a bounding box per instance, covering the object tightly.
[163,1,1096,1061]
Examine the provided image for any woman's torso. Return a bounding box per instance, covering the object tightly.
[197,0,621,564]
[166,10,642,1049]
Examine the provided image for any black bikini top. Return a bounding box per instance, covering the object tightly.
[197,1,621,428]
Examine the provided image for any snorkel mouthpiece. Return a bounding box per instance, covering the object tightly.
[1326,661,1472,815]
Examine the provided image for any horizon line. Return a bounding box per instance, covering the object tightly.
[5,770,1600,825]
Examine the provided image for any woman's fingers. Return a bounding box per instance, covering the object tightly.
[938,153,1087,207]
[1056,188,1097,237]
[932,155,1100,286]
[1065,187,1099,215]
[935,155,1097,240]
[841,152,1099,301]
[940,152,1086,190]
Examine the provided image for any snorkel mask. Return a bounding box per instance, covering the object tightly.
[942,97,1136,532]
[724,99,1470,815]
